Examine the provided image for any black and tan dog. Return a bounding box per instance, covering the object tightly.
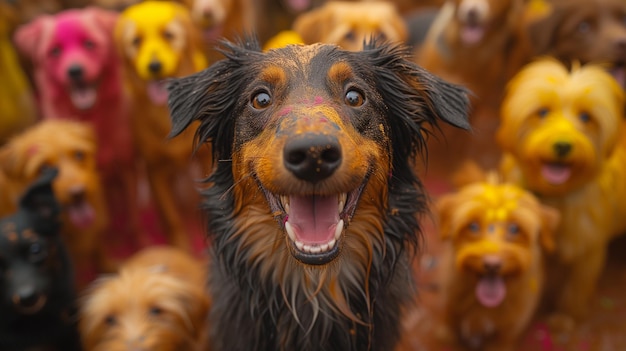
[0,169,81,351]
[168,38,470,351]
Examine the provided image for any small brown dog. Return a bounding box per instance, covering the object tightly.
[79,245,209,351]
[0,120,112,288]
[498,59,626,330]
[293,1,408,51]
[436,176,559,351]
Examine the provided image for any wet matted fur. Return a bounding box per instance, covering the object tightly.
[168,38,470,351]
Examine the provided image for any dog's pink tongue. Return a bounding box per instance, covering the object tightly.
[70,87,97,110]
[542,163,571,185]
[147,81,169,106]
[288,195,339,244]
[475,275,506,308]
[461,25,485,45]
[68,202,95,229]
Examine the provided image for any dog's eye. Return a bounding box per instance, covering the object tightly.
[163,30,174,41]
[83,39,95,50]
[27,242,48,263]
[104,314,117,326]
[344,30,356,42]
[577,20,591,34]
[536,108,549,118]
[252,92,272,109]
[132,36,142,47]
[149,306,163,316]
[467,221,480,233]
[73,150,86,161]
[345,90,364,107]
[507,223,520,236]
[49,46,62,58]
[579,111,591,123]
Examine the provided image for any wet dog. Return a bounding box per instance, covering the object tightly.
[497,59,626,330]
[436,176,559,351]
[0,120,112,289]
[167,38,470,350]
[79,245,209,351]
[0,168,81,351]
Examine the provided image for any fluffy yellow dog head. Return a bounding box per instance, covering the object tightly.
[497,59,625,196]
[115,1,204,81]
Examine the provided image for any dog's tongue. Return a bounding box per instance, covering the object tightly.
[68,201,95,229]
[70,86,97,110]
[461,25,485,45]
[610,66,626,88]
[287,195,339,244]
[147,81,169,106]
[475,275,506,308]
[542,163,571,185]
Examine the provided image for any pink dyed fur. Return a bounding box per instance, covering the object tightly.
[14,8,144,257]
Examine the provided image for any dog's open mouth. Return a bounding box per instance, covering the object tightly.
[66,196,96,230]
[147,80,170,106]
[475,273,506,308]
[460,23,485,45]
[541,162,572,185]
[69,81,98,110]
[610,62,625,88]
[261,178,368,265]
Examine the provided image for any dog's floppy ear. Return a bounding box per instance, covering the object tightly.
[359,42,470,159]
[19,167,61,236]
[168,39,262,160]
[538,204,560,252]
[435,194,456,240]
[83,6,119,33]
[13,15,54,61]
[0,143,26,180]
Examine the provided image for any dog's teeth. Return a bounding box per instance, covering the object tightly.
[334,220,344,240]
[320,243,329,252]
[281,196,290,214]
[295,241,304,250]
[303,244,312,253]
[285,221,297,242]
[284,202,290,214]
[309,246,321,254]
[328,238,336,249]
[338,193,347,213]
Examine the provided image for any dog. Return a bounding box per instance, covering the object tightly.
[13,7,143,252]
[0,119,113,289]
[292,1,408,51]
[527,0,626,89]
[115,0,209,250]
[435,175,559,351]
[0,168,82,351]
[79,245,209,351]
[167,37,470,350]
[497,58,626,331]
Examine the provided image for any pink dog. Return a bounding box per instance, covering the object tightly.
[14,8,144,255]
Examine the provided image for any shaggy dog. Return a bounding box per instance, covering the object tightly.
[115,0,209,250]
[292,1,408,52]
[0,120,112,289]
[13,7,142,250]
[0,169,81,351]
[497,59,626,330]
[527,0,626,88]
[167,38,470,350]
[436,176,559,351]
[79,245,209,351]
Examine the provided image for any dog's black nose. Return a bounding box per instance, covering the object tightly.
[553,142,572,158]
[283,133,342,183]
[13,286,41,308]
[483,257,502,274]
[67,65,83,80]
[148,60,162,74]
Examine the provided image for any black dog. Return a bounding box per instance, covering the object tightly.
[0,168,82,351]
[168,38,470,351]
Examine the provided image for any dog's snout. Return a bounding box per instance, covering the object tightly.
[283,133,342,183]
[67,64,83,80]
[13,286,41,308]
[482,255,502,273]
[615,37,626,51]
[148,60,162,74]
[553,142,572,158]
[68,185,87,203]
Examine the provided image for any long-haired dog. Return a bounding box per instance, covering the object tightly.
[167,38,470,350]
[293,1,408,52]
[497,59,626,330]
[115,0,210,250]
[0,120,112,289]
[79,245,209,351]
[0,168,82,351]
[14,7,142,251]
[436,176,559,351]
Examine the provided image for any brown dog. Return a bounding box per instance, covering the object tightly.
[528,0,626,88]
[79,245,209,351]
[293,1,408,51]
[0,120,112,289]
[436,176,559,351]
[115,1,209,250]
[498,59,626,331]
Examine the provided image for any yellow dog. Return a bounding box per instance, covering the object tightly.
[497,58,626,330]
